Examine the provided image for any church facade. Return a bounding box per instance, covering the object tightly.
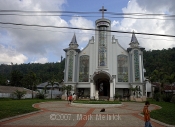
[63,9,146,100]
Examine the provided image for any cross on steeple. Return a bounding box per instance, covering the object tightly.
[99,6,107,19]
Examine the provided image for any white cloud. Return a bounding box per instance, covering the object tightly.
[31,57,48,64]
[0,0,175,65]
[69,17,94,43]
[0,44,27,64]
[111,0,175,50]
[0,0,68,64]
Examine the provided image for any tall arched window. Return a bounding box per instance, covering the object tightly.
[68,51,74,82]
[117,55,128,82]
[79,55,89,82]
[134,50,140,82]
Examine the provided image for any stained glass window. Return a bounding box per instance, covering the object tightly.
[98,26,107,66]
[134,50,140,82]
[118,55,128,82]
[79,55,89,82]
[68,51,74,81]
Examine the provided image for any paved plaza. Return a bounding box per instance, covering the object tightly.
[0,101,173,127]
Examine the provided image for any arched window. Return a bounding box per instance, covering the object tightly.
[117,55,128,82]
[134,50,140,82]
[79,55,89,82]
[68,51,74,81]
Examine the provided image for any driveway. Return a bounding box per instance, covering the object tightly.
[0,101,170,127]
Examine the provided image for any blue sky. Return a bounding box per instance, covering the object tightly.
[0,0,175,64]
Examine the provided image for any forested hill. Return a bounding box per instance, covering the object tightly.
[0,47,175,86]
[0,59,65,86]
[143,47,175,77]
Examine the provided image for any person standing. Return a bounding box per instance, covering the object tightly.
[68,94,73,104]
[143,101,152,127]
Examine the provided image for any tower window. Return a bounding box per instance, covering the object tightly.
[98,26,107,66]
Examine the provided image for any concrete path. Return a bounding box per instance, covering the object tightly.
[0,101,172,127]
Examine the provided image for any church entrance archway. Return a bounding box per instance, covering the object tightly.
[96,79,110,96]
[93,71,111,98]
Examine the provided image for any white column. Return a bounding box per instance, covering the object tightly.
[113,77,116,95]
[110,82,113,100]
[90,82,94,99]
[139,54,142,82]
[93,83,96,98]
[145,81,147,97]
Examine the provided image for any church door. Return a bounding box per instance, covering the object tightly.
[97,79,110,96]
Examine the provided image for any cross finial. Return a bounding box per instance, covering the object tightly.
[99,6,107,19]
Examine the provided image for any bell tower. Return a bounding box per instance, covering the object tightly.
[95,6,111,68]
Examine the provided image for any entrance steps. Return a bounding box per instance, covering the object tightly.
[99,96,109,100]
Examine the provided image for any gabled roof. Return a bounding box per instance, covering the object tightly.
[37,82,60,88]
[70,33,77,44]
[130,31,139,44]
[0,86,37,94]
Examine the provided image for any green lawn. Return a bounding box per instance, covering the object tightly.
[148,99,175,125]
[0,98,58,120]
[73,100,121,104]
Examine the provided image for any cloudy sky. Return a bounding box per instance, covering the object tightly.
[0,0,175,64]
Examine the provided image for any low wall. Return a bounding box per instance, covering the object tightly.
[71,103,122,108]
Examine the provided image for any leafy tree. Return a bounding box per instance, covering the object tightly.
[165,73,175,93]
[130,85,142,98]
[62,85,73,100]
[45,76,59,99]
[0,74,6,86]
[36,90,47,99]
[28,71,38,99]
[13,90,26,99]
[150,69,167,101]
[10,70,23,87]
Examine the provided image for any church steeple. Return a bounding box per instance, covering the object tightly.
[129,31,139,48]
[69,34,79,49]
[70,33,77,44]
[131,31,139,44]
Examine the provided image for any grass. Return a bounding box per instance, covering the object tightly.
[148,99,175,125]
[0,98,59,120]
[73,100,121,104]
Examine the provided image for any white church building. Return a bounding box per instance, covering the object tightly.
[63,7,146,101]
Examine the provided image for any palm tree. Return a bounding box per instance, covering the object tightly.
[62,85,73,100]
[150,69,167,100]
[28,71,38,99]
[45,78,59,99]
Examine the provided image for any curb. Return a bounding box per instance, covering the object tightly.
[0,110,42,123]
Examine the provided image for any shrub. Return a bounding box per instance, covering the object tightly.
[171,95,175,104]
[36,90,47,99]
[162,93,173,102]
[114,93,119,100]
[13,90,26,99]
[154,92,161,101]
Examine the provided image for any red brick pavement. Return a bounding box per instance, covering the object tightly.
[0,102,169,127]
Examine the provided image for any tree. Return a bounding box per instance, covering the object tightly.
[165,73,175,93]
[10,70,23,87]
[36,90,47,99]
[130,85,142,98]
[45,77,59,99]
[62,85,73,100]
[150,69,167,101]
[13,90,26,99]
[28,71,38,99]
